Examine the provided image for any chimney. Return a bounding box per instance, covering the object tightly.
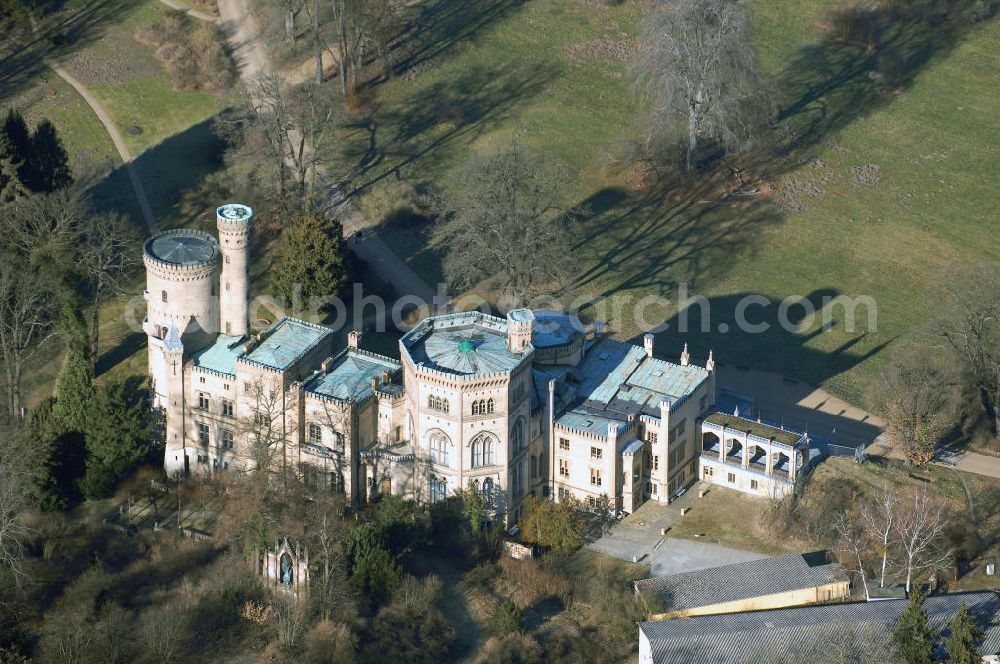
[320,356,335,373]
[382,370,391,384]
[370,376,378,391]
[643,333,655,358]
[680,343,690,366]
[348,330,361,349]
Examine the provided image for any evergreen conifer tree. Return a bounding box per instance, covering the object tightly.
[27,119,72,192]
[272,212,348,306]
[51,346,95,434]
[944,603,983,664]
[892,590,936,664]
[80,382,152,499]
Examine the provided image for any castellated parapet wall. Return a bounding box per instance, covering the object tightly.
[143,228,221,350]
[216,204,253,337]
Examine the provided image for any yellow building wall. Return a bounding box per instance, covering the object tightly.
[648,581,851,620]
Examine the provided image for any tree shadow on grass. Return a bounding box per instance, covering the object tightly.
[0,0,136,105]
[768,0,998,166]
[569,177,783,303]
[95,331,146,378]
[86,117,227,235]
[385,0,526,81]
[341,59,556,200]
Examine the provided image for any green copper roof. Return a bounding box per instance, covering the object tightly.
[192,334,244,376]
[401,311,528,376]
[243,318,331,371]
[304,350,400,402]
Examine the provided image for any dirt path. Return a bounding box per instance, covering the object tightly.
[45,60,157,233]
[216,0,439,307]
[158,0,218,22]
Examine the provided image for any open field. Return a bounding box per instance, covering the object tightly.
[346,0,1000,404]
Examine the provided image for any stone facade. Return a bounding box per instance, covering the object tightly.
[148,204,816,518]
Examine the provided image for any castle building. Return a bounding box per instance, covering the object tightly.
[145,204,817,520]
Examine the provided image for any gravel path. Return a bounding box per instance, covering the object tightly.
[215,0,439,307]
[45,59,157,233]
[158,0,218,22]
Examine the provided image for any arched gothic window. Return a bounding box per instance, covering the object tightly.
[486,398,495,414]
[428,396,449,414]
[472,400,481,416]
[511,418,525,454]
[471,433,497,467]
[429,431,451,466]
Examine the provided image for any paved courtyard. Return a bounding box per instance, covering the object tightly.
[588,487,768,576]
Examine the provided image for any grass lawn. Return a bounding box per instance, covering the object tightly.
[666,485,796,556]
[3,74,118,172]
[61,0,219,155]
[347,0,1000,404]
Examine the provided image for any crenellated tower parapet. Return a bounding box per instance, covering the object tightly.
[143,228,221,350]
[216,203,253,337]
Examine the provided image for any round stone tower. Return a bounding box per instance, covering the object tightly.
[143,228,221,351]
[216,203,253,337]
[506,309,535,354]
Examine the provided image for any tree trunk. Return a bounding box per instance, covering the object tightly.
[313,0,323,85]
[687,88,703,173]
[91,289,102,372]
[286,10,295,44]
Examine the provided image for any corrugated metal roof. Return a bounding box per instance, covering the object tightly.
[244,318,331,371]
[304,350,400,402]
[640,592,1000,663]
[636,552,848,612]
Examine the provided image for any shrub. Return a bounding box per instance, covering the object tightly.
[475,634,543,664]
[490,599,525,636]
[362,604,456,663]
[305,620,357,664]
[496,557,573,610]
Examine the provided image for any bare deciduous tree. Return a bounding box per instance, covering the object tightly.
[894,487,951,593]
[0,420,38,589]
[632,0,775,172]
[859,483,900,588]
[939,266,1000,436]
[834,510,870,599]
[439,142,574,297]
[329,0,399,95]
[80,212,140,369]
[0,256,56,417]
[867,346,957,466]
[224,75,344,198]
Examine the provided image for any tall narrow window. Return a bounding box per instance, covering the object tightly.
[472,401,480,416]
[161,290,168,303]
[590,468,602,486]
[430,476,447,503]
[221,430,234,450]
[197,422,209,445]
[309,423,322,445]
[559,459,569,477]
[221,400,234,417]
[430,433,451,466]
[486,398,495,414]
